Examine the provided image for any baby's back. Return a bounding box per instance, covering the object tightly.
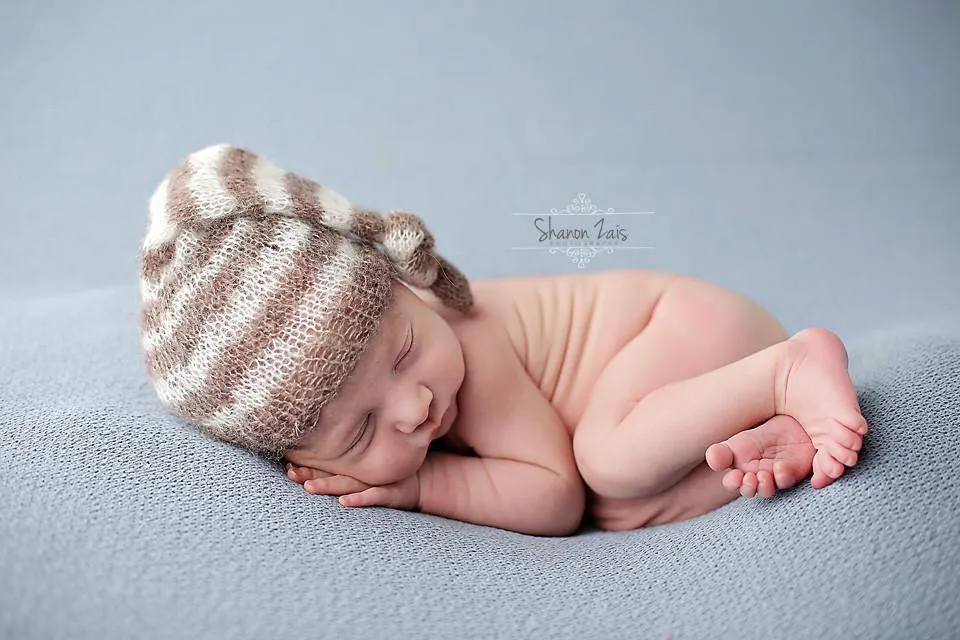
[466,268,675,434]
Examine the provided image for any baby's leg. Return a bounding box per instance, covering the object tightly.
[589,462,735,531]
[589,415,818,531]
[573,276,866,501]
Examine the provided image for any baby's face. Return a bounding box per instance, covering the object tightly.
[283,282,465,486]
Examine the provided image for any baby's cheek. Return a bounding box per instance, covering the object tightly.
[358,445,423,486]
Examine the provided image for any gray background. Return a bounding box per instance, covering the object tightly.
[1,0,958,342]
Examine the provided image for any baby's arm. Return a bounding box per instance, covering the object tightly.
[287,320,585,535]
[414,323,585,536]
[416,439,581,536]
[288,351,583,534]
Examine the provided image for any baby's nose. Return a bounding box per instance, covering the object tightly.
[396,404,430,435]
[389,385,433,434]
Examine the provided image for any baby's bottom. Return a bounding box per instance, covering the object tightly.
[573,275,868,531]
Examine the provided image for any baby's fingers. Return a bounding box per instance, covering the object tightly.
[340,486,397,508]
[285,463,331,484]
[304,475,370,496]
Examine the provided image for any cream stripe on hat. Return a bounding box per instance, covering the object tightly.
[206,236,359,433]
[141,220,259,354]
[151,220,313,408]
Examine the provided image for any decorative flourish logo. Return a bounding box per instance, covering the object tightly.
[510,193,654,268]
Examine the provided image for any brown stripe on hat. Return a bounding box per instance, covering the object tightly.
[146,217,275,381]
[350,208,388,246]
[283,172,324,223]
[140,243,175,287]
[238,241,396,456]
[144,146,262,359]
[430,254,473,313]
[178,222,335,426]
[139,220,243,340]
[283,172,385,245]
[220,146,264,218]
[165,157,201,227]
[401,250,440,288]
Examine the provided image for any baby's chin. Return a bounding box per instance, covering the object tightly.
[369,445,433,486]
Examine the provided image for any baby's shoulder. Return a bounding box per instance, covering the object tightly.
[448,274,555,365]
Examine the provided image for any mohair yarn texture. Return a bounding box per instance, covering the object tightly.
[2,297,959,639]
[138,144,473,459]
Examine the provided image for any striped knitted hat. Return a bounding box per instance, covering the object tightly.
[138,144,473,460]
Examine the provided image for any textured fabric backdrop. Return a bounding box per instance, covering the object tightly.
[1,286,958,639]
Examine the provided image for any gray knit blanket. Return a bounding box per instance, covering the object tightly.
[1,286,958,639]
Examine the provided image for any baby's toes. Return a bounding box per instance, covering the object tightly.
[772,459,807,491]
[849,414,868,436]
[810,418,862,452]
[811,450,845,489]
[811,455,830,489]
[820,450,846,479]
[824,439,859,468]
[756,470,776,498]
[706,442,734,471]
[722,468,745,492]
[740,472,758,498]
[835,423,863,452]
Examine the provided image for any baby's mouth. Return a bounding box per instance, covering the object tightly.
[419,404,446,442]
[429,402,454,441]
[412,411,436,445]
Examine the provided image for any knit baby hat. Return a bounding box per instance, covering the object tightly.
[139,144,473,460]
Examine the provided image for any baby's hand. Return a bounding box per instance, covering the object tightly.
[285,463,420,511]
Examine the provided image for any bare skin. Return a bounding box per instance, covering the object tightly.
[284,269,867,535]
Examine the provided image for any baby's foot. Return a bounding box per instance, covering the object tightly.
[706,414,815,498]
[777,328,868,489]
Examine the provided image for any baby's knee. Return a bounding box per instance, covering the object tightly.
[573,426,665,500]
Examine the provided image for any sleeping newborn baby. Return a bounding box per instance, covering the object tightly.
[140,145,868,536]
